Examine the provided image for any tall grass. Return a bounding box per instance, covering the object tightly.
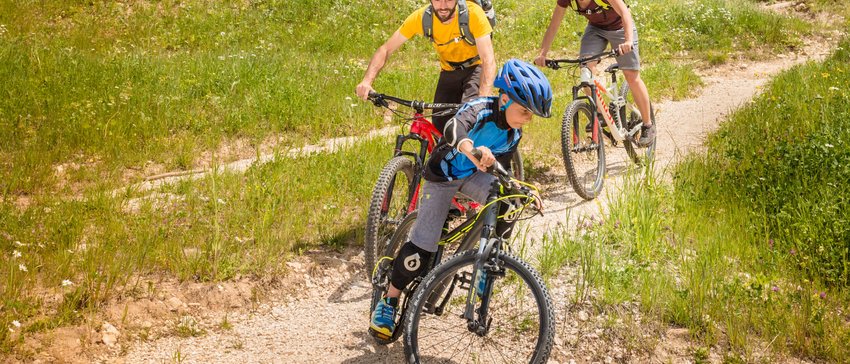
[540,38,850,361]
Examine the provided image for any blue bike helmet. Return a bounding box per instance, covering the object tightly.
[493,59,553,118]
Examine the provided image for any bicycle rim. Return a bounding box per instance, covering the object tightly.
[404,250,555,364]
[561,100,605,200]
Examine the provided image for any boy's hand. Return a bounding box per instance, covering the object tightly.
[473,146,495,171]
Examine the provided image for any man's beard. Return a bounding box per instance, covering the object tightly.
[435,7,456,22]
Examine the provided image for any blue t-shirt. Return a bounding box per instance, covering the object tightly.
[424,96,521,182]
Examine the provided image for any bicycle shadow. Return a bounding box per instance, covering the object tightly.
[340,331,407,364]
[326,271,372,304]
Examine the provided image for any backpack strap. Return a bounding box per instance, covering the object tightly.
[422,0,477,46]
[569,0,611,13]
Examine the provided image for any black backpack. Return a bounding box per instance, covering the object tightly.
[422,0,495,46]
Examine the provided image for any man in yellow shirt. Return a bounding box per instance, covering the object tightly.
[355,0,496,132]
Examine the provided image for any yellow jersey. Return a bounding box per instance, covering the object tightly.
[398,3,493,71]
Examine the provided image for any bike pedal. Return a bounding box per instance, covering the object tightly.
[368,327,393,341]
[458,271,473,290]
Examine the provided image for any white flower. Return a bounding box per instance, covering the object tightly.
[12,250,21,258]
[829,86,840,91]
[216,198,226,205]
[18,264,27,272]
[14,241,24,247]
[11,321,20,328]
[62,280,74,287]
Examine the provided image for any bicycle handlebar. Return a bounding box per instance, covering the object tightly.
[367,91,461,112]
[545,49,620,70]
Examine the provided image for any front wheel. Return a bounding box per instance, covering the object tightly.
[403,250,555,364]
[561,100,605,200]
[365,156,416,279]
[619,83,656,166]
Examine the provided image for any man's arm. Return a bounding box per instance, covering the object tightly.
[475,35,496,97]
[355,31,408,100]
[534,5,567,67]
[609,0,635,54]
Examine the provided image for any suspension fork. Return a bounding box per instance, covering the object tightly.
[463,188,501,336]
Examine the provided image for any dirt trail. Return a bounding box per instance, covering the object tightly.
[68,42,826,364]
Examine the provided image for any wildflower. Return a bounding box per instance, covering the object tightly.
[819,292,826,299]
[61,280,74,287]
[829,86,840,91]
[768,238,774,249]
[12,250,21,258]
[18,264,27,272]
[11,320,20,328]
[789,248,796,255]
[14,241,24,247]
[771,285,779,292]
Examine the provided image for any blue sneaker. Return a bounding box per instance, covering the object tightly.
[370,297,398,338]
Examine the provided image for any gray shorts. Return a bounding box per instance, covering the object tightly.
[580,25,641,71]
[408,171,495,252]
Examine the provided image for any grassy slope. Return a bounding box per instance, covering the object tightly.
[548,37,850,361]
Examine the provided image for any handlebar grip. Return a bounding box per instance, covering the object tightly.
[470,148,483,160]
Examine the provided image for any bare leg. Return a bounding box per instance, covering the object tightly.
[386,284,401,298]
[622,69,652,126]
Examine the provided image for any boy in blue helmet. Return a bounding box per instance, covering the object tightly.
[369,59,553,338]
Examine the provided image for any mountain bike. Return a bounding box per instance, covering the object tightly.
[364,92,525,279]
[546,50,656,200]
[368,150,554,363]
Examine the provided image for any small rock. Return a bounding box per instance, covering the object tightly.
[166,296,184,312]
[101,322,120,347]
[577,310,589,321]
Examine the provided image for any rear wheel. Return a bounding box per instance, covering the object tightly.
[365,156,416,279]
[510,149,525,181]
[561,100,605,200]
[619,83,656,166]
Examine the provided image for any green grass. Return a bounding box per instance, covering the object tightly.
[0,0,837,356]
[0,0,813,196]
[539,38,850,361]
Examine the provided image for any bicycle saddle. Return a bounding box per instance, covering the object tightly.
[604,63,620,73]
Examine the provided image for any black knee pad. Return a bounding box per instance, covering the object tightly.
[391,242,434,290]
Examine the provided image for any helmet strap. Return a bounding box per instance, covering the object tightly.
[499,94,513,112]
